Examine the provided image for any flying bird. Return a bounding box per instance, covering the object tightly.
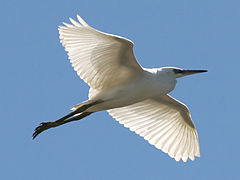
[33,15,207,162]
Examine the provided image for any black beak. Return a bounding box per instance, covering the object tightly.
[182,70,208,75]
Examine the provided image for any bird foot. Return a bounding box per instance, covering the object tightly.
[32,121,58,139]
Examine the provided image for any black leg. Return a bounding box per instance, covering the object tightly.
[32,100,103,139]
[60,112,92,125]
[32,112,93,139]
[53,100,102,124]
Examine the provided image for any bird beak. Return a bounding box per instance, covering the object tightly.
[182,70,208,76]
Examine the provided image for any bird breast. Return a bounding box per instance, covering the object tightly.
[152,76,177,95]
[143,68,177,95]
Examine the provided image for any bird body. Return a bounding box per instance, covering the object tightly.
[87,68,177,112]
[33,15,207,162]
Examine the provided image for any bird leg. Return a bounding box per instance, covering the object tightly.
[32,100,103,139]
[48,100,102,124]
[32,112,92,139]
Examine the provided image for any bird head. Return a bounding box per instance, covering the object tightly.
[159,67,208,79]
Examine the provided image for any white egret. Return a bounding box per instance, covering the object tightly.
[33,15,207,162]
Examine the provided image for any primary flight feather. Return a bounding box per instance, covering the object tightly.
[33,15,207,162]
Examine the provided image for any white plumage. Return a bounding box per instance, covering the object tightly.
[59,15,143,90]
[108,95,200,162]
[34,15,207,162]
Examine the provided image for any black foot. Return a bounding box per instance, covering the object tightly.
[32,122,57,139]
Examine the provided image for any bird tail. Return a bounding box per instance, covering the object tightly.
[71,100,101,112]
[71,100,92,111]
[71,99,103,112]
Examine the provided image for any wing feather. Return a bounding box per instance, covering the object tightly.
[108,95,200,162]
[59,15,143,90]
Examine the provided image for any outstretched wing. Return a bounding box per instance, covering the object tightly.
[59,15,143,90]
[108,95,200,162]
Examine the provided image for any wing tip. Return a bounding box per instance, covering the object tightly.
[76,14,89,27]
[59,15,89,28]
[62,22,74,28]
[69,17,82,27]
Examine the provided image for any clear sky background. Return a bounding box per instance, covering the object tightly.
[1,0,239,179]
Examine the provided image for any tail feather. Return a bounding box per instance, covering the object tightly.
[71,99,103,111]
[71,100,93,111]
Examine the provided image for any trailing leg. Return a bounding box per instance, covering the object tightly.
[32,100,103,139]
[32,112,92,139]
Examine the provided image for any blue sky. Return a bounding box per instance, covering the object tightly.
[1,0,239,179]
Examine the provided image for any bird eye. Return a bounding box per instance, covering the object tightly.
[173,69,183,74]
